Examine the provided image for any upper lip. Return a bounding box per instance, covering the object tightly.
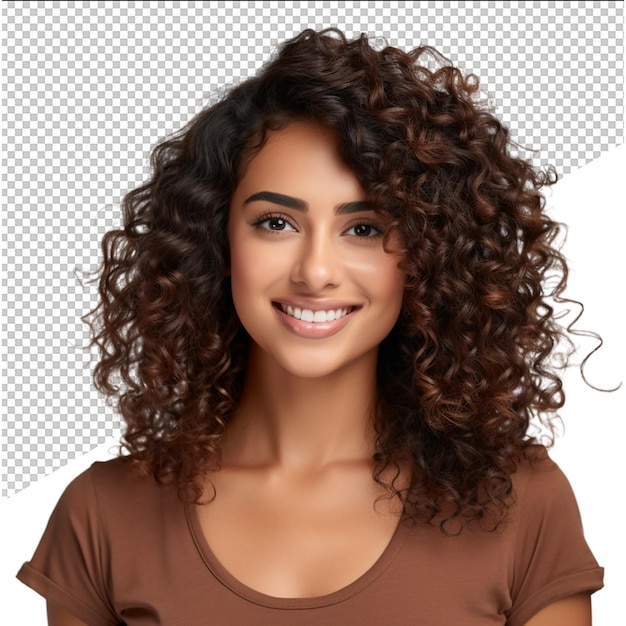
[272,299,362,311]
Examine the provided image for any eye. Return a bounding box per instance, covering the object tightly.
[251,214,297,232]
[345,222,383,238]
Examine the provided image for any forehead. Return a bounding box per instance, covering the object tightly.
[233,122,366,205]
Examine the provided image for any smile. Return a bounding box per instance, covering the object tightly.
[279,304,354,323]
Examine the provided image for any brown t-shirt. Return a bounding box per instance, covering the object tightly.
[17,451,603,625]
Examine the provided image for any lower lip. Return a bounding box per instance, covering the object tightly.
[275,306,356,338]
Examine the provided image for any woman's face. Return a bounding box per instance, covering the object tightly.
[228,121,405,379]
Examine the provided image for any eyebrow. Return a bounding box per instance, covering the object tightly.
[243,191,373,215]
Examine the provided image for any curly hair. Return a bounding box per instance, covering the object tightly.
[85,28,574,532]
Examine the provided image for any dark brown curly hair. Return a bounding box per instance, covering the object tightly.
[85,28,576,532]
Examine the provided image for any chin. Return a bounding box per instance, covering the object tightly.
[269,347,376,381]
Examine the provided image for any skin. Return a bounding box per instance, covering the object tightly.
[47,121,592,623]
[227,122,406,383]
[203,121,408,597]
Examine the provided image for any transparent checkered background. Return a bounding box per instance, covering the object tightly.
[2,1,623,497]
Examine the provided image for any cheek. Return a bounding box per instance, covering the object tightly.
[229,247,257,311]
[375,259,406,326]
[228,238,286,306]
[353,253,405,298]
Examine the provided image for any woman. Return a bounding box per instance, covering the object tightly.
[18,28,603,625]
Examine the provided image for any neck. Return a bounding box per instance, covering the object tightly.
[221,345,379,472]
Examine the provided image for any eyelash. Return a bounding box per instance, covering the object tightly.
[249,212,384,239]
[249,212,297,233]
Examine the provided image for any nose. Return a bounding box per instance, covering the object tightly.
[290,231,342,292]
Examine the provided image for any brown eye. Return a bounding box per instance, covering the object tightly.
[346,223,382,238]
[268,218,288,230]
[251,214,297,232]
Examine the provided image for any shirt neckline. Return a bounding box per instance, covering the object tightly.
[185,501,409,609]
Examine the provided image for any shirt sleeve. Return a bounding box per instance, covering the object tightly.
[505,455,604,626]
[16,466,122,626]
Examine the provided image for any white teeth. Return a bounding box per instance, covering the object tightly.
[280,304,351,323]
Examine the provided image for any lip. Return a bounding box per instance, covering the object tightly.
[273,301,359,339]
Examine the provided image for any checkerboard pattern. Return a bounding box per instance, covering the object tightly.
[2,2,623,497]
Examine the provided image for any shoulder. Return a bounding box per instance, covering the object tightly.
[59,456,146,502]
[513,445,565,486]
[55,457,178,525]
[509,445,583,529]
[512,446,571,499]
[503,446,603,626]
[16,458,154,624]
[390,447,601,625]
